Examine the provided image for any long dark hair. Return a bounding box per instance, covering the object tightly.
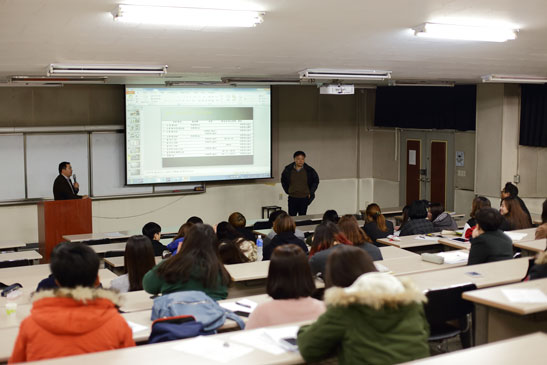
[172,222,194,242]
[338,215,371,244]
[470,196,491,219]
[501,197,532,230]
[216,221,242,242]
[310,221,352,257]
[156,224,232,288]
[267,245,315,299]
[325,245,377,288]
[125,235,156,291]
[365,203,387,232]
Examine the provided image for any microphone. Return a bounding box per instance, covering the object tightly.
[73,174,77,184]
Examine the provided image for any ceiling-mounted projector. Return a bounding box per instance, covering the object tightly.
[299,68,391,80]
[319,84,354,95]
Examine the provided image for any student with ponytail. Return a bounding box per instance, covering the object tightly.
[363,203,394,245]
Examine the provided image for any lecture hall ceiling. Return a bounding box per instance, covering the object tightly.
[0,0,546,84]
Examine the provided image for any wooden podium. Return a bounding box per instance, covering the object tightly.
[38,199,92,262]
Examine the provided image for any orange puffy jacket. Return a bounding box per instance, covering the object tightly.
[9,287,135,363]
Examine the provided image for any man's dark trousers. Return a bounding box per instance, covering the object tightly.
[288,196,309,216]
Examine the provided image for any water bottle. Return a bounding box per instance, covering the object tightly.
[256,235,263,261]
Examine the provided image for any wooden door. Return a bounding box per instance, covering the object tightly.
[430,140,447,207]
[405,139,421,205]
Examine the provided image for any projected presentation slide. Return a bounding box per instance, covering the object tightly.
[125,87,271,184]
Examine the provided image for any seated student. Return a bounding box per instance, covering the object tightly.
[166,222,194,255]
[399,200,436,236]
[10,243,134,363]
[363,203,394,244]
[309,222,354,276]
[218,241,249,265]
[186,216,203,224]
[110,235,156,293]
[428,202,458,231]
[499,197,533,231]
[501,182,532,226]
[322,209,340,224]
[216,221,257,262]
[297,245,429,365]
[245,245,326,329]
[263,213,308,260]
[142,222,168,257]
[468,208,513,265]
[463,196,491,239]
[143,224,231,300]
[228,212,256,242]
[266,210,306,241]
[338,215,383,261]
[535,199,547,239]
[396,204,410,231]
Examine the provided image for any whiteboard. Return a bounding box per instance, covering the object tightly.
[91,132,152,196]
[26,134,89,199]
[0,134,25,200]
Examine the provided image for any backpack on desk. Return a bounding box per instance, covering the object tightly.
[151,291,245,332]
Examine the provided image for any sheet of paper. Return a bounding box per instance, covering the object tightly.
[374,262,391,273]
[505,232,528,241]
[172,336,253,363]
[437,251,469,264]
[386,235,400,241]
[125,320,148,333]
[502,289,547,303]
[231,326,299,355]
[219,301,256,314]
[104,232,124,238]
[409,150,416,165]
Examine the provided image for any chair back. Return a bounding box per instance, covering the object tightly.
[424,283,477,326]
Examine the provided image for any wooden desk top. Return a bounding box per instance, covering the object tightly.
[462,277,547,315]
[19,321,310,365]
[0,269,118,307]
[89,242,126,254]
[438,237,471,250]
[225,260,270,281]
[401,332,547,365]
[377,235,441,249]
[63,227,179,243]
[403,257,529,292]
[513,239,546,253]
[380,251,468,276]
[378,246,419,259]
[119,290,155,313]
[0,250,42,262]
[531,213,542,226]
[0,241,26,250]
[506,227,537,242]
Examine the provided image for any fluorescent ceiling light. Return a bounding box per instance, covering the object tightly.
[481,74,547,84]
[114,5,264,27]
[11,76,107,85]
[413,22,518,42]
[48,64,167,77]
[299,69,391,80]
[221,77,302,85]
[391,80,455,87]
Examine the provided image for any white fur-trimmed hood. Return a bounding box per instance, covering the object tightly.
[32,286,124,307]
[324,272,427,309]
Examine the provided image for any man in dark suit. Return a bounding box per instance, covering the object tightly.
[53,161,88,200]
